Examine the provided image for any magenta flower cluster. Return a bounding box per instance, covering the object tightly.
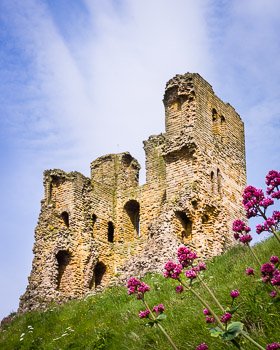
[138,304,165,319]
[261,257,280,289]
[195,343,208,350]
[138,309,150,319]
[230,289,240,299]
[256,211,280,234]
[233,170,280,244]
[266,343,280,350]
[266,170,280,199]
[153,303,165,314]
[163,261,183,279]
[202,308,215,324]
[232,219,252,244]
[221,312,232,324]
[245,267,255,276]
[127,277,150,299]
[177,246,198,267]
[164,246,207,288]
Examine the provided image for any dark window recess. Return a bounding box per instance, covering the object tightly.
[175,211,192,240]
[124,200,140,236]
[93,262,106,288]
[56,250,71,290]
[61,211,69,227]
[108,221,114,242]
[212,108,218,122]
[210,171,215,193]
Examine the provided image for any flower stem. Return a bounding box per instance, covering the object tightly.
[247,244,262,267]
[271,227,280,245]
[198,276,225,312]
[143,300,179,350]
[179,279,225,329]
[241,331,266,350]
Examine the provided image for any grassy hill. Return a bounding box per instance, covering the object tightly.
[1,237,279,350]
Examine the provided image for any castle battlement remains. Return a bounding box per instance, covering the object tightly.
[19,73,246,312]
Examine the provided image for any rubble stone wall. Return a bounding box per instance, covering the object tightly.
[19,73,246,312]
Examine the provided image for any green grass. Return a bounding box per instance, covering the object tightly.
[1,238,279,350]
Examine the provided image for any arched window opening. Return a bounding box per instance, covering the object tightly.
[108,221,114,242]
[56,250,71,291]
[217,169,222,195]
[210,171,215,193]
[220,115,225,124]
[124,200,140,237]
[175,211,192,243]
[212,108,218,122]
[93,262,106,288]
[61,211,69,227]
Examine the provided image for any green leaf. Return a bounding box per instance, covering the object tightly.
[209,327,223,338]
[156,314,167,321]
[222,322,244,341]
[145,321,156,327]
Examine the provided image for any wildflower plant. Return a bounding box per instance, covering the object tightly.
[127,171,280,350]
[127,277,178,350]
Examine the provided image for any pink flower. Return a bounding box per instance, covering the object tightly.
[221,312,232,323]
[266,343,280,350]
[259,197,274,208]
[233,232,240,240]
[203,308,210,315]
[270,256,280,264]
[271,270,280,286]
[256,224,265,234]
[198,261,207,271]
[153,304,165,314]
[261,263,275,276]
[266,170,280,197]
[138,282,150,294]
[270,291,277,298]
[205,316,215,323]
[232,220,247,233]
[272,191,280,199]
[245,267,255,276]
[230,289,240,299]
[185,269,197,279]
[127,277,150,299]
[139,309,150,319]
[196,343,208,350]
[242,186,264,218]
[177,246,198,267]
[239,234,252,244]
[163,261,183,279]
[175,285,184,293]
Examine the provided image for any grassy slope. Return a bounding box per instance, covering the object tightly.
[1,238,279,350]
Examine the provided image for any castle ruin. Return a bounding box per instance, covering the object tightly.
[19,73,246,312]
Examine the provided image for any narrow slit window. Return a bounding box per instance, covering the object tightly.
[61,211,69,227]
[108,221,114,242]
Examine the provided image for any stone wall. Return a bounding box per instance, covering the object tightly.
[19,73,246,312]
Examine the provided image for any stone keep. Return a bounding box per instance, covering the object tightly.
[19,73,246,311]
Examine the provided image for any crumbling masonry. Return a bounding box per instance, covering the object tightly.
[19,73,246,312]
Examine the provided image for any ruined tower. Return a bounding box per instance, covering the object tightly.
[19,73,246,312]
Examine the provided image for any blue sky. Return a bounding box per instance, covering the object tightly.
[0,0,280,319]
